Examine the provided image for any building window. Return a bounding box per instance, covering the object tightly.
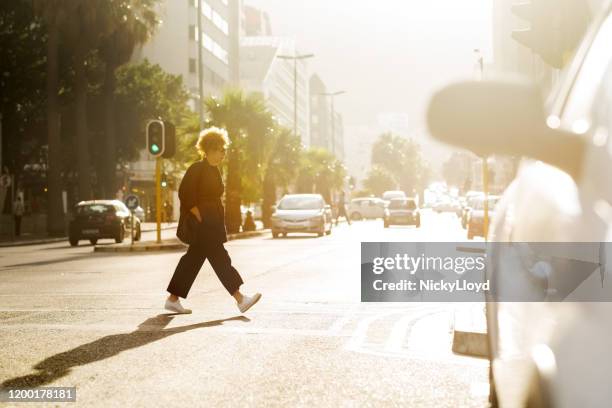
[202,33,228,64]
[201,1,213,19]
[212,10,229,35]
[189,58,197,74]
[188,25,198,41]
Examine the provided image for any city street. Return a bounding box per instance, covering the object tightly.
[0,210,488,407]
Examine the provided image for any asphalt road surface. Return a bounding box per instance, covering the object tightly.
[0,210,488,407]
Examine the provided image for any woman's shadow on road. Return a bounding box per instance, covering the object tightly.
[1,314,249,389]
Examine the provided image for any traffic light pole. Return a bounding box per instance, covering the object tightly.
[483,157,489,241]
[155,157,162,244]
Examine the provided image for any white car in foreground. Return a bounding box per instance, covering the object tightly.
[427,2,612,406]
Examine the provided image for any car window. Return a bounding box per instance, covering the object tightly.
[278,196,323,210]
[472,198,499,210]
[116,202,130,213]
[77,204,114,215]
[389,200,416,210]
[591,59,612,151]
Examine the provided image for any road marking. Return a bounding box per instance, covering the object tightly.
[345,311,401,352]
[385,314,420,352]
[328,303,361,334]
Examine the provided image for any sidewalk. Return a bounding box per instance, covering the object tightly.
[0,222,178,248]
[93,228,270,252]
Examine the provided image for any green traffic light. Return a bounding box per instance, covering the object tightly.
[151,144,160,153]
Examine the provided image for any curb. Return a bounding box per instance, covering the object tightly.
[0,225,177,248]
[93,229,270,253]
[451,306,489,358]
[140,224,178,233]
[451,330,489,358]
[0,236,67,248]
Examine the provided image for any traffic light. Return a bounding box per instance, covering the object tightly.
[162,122,175,159]
[146,120,176,158]
[511,0,589,69]
[146,120,164,157]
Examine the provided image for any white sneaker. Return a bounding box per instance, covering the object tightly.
[237,293,262,314]
[164,298,192,314]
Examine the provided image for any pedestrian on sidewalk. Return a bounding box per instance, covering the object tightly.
[335,191,351,226]
[13,196,24,237]
[165,127,262,314]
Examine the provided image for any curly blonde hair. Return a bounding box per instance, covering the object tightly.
[195,127,230,157]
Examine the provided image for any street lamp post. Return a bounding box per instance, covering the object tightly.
[318,91,345,156]
[277,53,314,138]
[474,48,489,239]
[197,0,205,129]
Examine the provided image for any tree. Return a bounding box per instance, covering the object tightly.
[261,127,302,227]
[33,0,68,234]
[0,2,47,177]
[370,132,430,198]
[296,148,345,205]
[363,166,395,197]
[204,89,274,234]
[60,1,111,201]
[114,60,193,165]
[98,0,159,197]
[442,152,477,192]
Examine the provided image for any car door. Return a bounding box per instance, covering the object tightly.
[488,7,612,406]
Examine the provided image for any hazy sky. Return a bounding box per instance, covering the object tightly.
[245,0,493,128]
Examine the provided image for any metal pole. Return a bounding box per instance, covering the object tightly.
[155,157,161,244]
[330,96,335,156]
[483,158,489,241]
[197,0,204,128]
[0,113,3,173]
[293,58,298,137]
[131,209,134,246]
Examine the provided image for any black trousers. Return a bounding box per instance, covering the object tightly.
[167,238,243,299]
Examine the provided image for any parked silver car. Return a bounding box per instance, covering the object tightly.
[348,197,386,220]
[428,3,612,406]
[271,194,333,238]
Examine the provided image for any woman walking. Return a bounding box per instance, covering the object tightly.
[165,127,261,314]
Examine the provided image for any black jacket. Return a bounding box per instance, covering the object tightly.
[176,160,227,244]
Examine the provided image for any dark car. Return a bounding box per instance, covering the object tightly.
[68,200,141,246]
[383,198,420,228]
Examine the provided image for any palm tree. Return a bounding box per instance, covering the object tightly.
[69,0,116,201]
[297,148,345,205]
[204,89,273,233]
[261,127,302,227]
[98,0,158,197]
[33,0,71,235]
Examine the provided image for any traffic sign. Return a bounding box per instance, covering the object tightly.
[125,194,140,211]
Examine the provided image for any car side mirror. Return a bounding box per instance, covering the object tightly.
[427,79,585,180]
